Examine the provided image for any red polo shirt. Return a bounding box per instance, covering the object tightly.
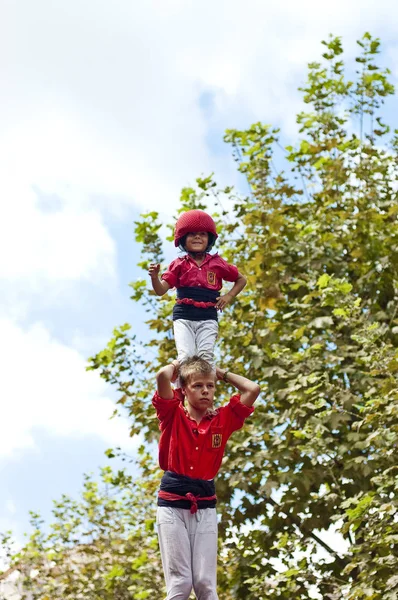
[152,390,254,480]
[161,253,239,291]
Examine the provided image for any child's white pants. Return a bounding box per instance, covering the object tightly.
[157,506,218,600]
[173,319,218,366]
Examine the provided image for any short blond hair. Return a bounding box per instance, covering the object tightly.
[179,356,215,387]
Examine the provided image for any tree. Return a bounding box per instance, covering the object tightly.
[0,455,164,600]
[2,33,398,599]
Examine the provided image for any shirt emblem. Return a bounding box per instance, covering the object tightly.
[212,433,222,448]
[207,271,216,285]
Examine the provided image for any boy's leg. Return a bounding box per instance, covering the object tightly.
[173,319,196,362]
[190,508,219,599]
[157,507,193,600]
[194,320,218,367]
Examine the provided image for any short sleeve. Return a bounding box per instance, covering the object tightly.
[161,259,181,288]
[216,257,239,283]
[152,390,182,430]
[219,394,254,435]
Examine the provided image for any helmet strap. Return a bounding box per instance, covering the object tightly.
[187,250,207,258]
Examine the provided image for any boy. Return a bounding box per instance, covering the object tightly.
[153,356,260,599]
[148,209,246,366]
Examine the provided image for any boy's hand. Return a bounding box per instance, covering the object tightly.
[148,263,160,279]
[215,293,233,311]
[215,367,226,381]
[171,360,179,383]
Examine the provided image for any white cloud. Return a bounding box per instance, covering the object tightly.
[0,173,117,320]
[0,319,138,459]
[0,181,115,284]
[5,499,16,516]
[2,0,398,235]
[3,0,397,221]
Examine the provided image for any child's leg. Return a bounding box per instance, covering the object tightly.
[194,320,218,367]
[157,507,193,599]
[173,319,196,362]
[173,319,197,390]
[191,508,219,599]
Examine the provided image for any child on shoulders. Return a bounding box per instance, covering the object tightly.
[149,209,246,366]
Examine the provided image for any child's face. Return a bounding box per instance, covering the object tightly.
[185,231,209,253]
[183,372,216,412]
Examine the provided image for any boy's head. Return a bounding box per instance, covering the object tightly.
[174,210,218,252]
[179,356,216,411]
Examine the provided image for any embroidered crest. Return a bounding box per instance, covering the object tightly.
[212,433,222,449]
[207,271,216,285]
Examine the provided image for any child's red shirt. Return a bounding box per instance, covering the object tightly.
[161,253,239,291]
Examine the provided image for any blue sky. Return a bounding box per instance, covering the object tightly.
[1,0,398,553]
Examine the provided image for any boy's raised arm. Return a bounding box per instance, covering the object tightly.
[156,361,179,400]
[216,367,260,407]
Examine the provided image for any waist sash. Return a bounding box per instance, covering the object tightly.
[158,471,217,512]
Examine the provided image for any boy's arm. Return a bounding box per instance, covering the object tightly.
[156,361,179,400]
[216,367,260,407]
[148,263,171,296]
[215,271,247,311]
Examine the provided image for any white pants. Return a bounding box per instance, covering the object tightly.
[157,507,218,600]
[173,319,218,366]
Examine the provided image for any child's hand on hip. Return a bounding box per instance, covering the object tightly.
[215,293,233,311]
[148,263,160,278]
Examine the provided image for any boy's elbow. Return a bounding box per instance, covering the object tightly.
[156,368,166,382]
[248,382,261,402]
[251,383,261,399]
[241,382,261,407]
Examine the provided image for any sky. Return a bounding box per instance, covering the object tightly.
[1,0,398,559]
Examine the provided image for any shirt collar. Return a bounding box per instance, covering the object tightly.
[182,404,216,422]
[184,252,218,266]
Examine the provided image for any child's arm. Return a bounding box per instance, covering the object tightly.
[156,361,180,400]
[216,367,260,407]
[215,271,247,311]
[148,263,171,296]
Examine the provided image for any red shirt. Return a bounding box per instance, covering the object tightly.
[152,390,254,480]
[161,253,239,291]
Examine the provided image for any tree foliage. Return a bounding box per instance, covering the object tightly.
[0,456,164,600]
[2,33,398,599]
